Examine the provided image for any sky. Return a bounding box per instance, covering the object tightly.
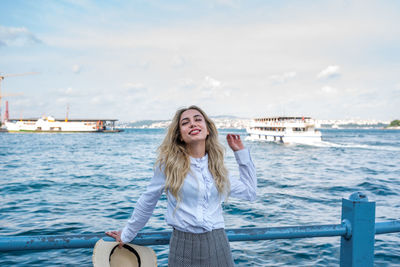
[0,0,399,121]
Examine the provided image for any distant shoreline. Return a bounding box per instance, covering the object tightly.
[116,118,390,130]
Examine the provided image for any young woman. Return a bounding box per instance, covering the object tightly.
[106,105,257,266]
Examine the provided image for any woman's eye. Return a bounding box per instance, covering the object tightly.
[182,122,188,126]
[196,118,202,122]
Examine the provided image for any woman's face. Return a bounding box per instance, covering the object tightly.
[179,109,209,145]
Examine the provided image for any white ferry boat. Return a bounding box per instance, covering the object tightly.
[246,117,322,144]
[3,116,121,133]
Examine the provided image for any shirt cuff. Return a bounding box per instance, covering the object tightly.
[234,148,250,165]
[121,228,137,244]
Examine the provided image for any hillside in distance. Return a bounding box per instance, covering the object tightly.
[117,117,391,129]
[118,115,250,129]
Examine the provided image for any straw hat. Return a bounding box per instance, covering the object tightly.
[92,239,157,267]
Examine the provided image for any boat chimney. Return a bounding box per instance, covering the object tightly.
[65,104,69,122]
[5,101,9,121]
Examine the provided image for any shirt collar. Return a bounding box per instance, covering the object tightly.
[190,153,208,167]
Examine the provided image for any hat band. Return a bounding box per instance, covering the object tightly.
[109,244,142,266]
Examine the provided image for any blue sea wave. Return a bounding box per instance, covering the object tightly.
[0,128,399,266]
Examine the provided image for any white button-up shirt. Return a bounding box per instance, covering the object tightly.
[121,148,257,243]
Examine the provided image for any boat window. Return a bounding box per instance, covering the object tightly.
[293,127,306,132]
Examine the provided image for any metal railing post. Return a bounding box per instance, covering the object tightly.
[340,192,375,267]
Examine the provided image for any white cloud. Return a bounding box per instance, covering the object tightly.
[204,76,221,88]
[72,64,81,74]
[0,25,42,46]
[123,82,147,91]
[321,86,337,94]
[56,97,68,103]
[177,78,196,89]
[200,76,226,99]
[171,55,186,68]
[268,72,297,84]
[90,96,101,104]
[65,87,73,95]
[158,76,232,106]
[223,90,231,97]
[317,65,341,79]
[121,83,148,101]
[58,87,84,97]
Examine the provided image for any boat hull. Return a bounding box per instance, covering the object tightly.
[4,129,123,133]
[3,118,121,133]
[246,131,322,144]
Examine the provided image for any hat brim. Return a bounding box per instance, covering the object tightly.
[92,239,157,267]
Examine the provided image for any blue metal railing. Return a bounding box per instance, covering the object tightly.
[1,192,400,267]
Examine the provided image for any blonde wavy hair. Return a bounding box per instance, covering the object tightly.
[156,105,230,202]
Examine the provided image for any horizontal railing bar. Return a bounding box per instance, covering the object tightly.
[375,221,400,235]
[0,232,172,252]
[1,221,399,252]
[226,224,347,241]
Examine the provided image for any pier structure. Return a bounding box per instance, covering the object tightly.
[1,192,400,266]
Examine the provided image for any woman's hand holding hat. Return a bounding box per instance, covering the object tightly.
[105,230,124,248]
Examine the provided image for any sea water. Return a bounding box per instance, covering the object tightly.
[1,128,399,266]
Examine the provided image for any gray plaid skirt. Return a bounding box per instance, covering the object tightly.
[168,228,234,267]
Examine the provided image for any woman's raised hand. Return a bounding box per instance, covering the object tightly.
[226,134,244,152]
[105,230,124,248]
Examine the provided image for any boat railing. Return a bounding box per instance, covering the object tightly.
[252,120,315,127]
[1,192,399,266]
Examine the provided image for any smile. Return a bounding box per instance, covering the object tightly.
[189,129,201,135]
